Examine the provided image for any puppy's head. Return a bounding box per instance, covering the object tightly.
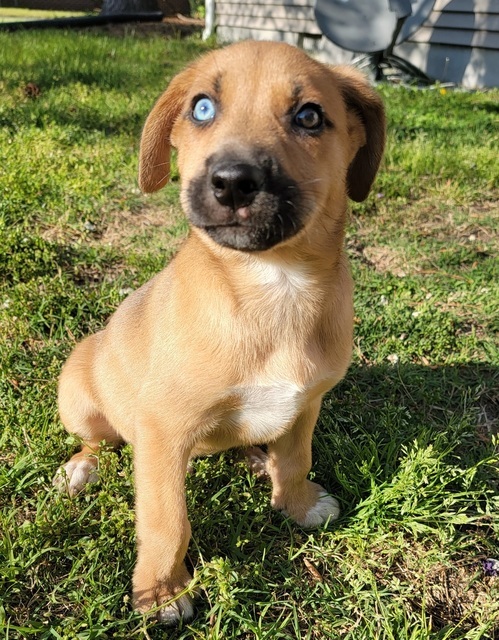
[139,41,385,252]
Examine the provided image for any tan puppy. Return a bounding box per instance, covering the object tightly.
[54,41,385,624]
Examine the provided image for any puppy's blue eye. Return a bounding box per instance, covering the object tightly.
[192,97,216,122]
[294,104,323,130]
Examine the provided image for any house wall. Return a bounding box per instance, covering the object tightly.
[216,0,499,88]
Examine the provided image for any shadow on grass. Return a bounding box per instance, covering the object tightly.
[186,361,498,552]
[0,93,148,138]
[316,362,498,498]
[187,362,498,634]
[2,30,206,91]
[1,34,209,138]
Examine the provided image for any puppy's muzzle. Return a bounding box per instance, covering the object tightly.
[187,151,305,252]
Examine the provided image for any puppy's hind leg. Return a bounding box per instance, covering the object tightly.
[54,333,123,496]
[243,446,270,479]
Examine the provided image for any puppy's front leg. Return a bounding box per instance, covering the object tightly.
[132,427,194,624]
[267,399,340,528]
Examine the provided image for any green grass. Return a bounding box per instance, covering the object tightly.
[0,9,89,22]
[1,30,498,640]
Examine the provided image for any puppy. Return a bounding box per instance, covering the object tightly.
[54,40,385,623]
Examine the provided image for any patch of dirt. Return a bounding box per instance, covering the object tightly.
[71,260,128,286]
[95,204,185,252]
[40,205,186,288]
[347,237,414,276]
[477,387,499,442]
[42,205,185,253]
[425,563,499,633]
[361,245,410,277]
[357,199,498,249]
[417,212,498,249]
[349,198,498,278]
[386,544,499,633]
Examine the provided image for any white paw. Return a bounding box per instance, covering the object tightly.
[158,593,194,625]
[300,491,340,528]
[53,457,98,496]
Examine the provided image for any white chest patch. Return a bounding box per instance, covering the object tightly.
[246,258,312,295]
[229,381,305,443]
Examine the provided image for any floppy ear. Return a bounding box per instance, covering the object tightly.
[334,67,386,203]
[138,67,196,193]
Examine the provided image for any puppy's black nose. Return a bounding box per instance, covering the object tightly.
[211,164,264,210]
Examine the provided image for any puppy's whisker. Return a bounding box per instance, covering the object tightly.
[155,174,170,187]
[152,162,170,169]
[298,178,324,187]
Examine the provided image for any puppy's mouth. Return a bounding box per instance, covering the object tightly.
[185,152,305,252]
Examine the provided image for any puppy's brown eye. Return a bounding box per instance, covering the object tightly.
[294,104,324,131]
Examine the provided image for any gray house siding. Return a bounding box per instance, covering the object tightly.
[215,0,499,88]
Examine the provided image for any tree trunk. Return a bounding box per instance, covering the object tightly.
[101,0,160,14]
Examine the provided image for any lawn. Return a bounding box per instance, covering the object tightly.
[0,9,89,23]
[0,29,498,640]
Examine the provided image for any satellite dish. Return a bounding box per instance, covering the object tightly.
[397,0,435,43]
[314,0,434,82]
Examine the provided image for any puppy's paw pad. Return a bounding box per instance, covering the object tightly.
[300,491,340,528]
[158,594,194,625]
[53,458,98,496]
[243,446,269,479]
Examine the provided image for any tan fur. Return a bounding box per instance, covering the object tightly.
[55,41,385,623]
